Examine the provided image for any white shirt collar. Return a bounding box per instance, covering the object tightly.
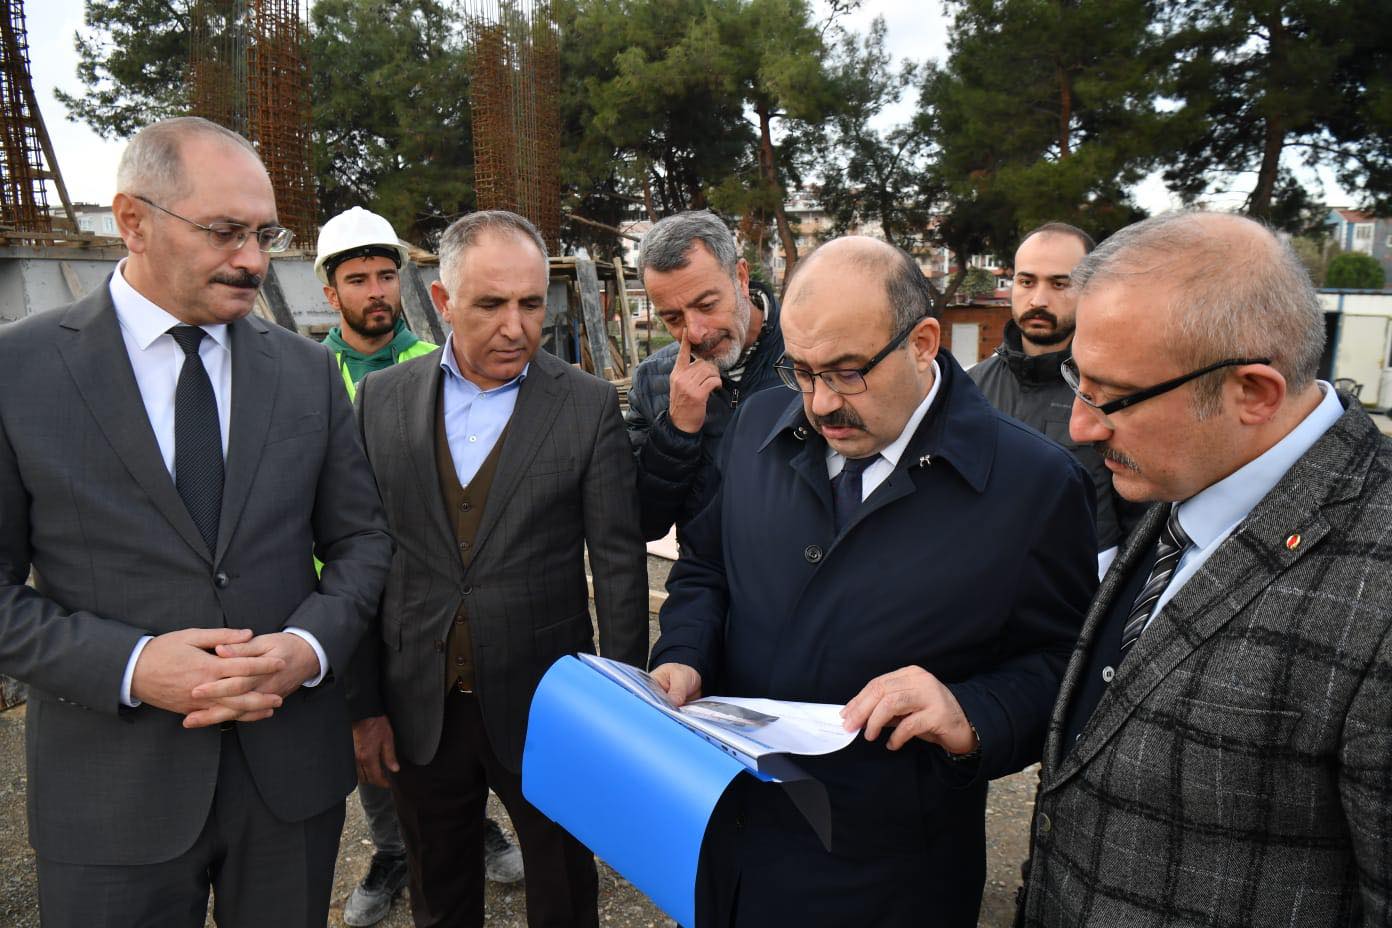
[439,332,529,394]
[109,259,230,351]
[827,359,942,471]
[1176,382,1345,548]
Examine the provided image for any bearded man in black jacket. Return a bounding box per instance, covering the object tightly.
[970,222,1141,571]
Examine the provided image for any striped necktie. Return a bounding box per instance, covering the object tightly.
[1120,503,1191,656]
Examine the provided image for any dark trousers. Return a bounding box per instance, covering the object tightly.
[36,729,344,928]
[391,689,598,928]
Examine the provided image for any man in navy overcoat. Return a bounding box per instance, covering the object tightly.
[650,236,1097,927]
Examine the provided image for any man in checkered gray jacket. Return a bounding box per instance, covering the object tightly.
[1018,211,1392,927]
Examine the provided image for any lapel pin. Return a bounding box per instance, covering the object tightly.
[793,425,810,440]
[917,454,933,468]
[1285,533,1302,551]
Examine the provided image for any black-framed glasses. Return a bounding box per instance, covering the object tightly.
[135,195,294,253]
[774,317,922,396]
[1062,354,1271,424]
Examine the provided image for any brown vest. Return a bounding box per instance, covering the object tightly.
[434,387,511,694]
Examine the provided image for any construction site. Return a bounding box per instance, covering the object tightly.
[1,0,648,384]
[4,3,1389,928]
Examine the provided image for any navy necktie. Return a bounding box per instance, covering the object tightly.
[832,454,877,533]
[169,325,223,554]
[1120,503,1191,657]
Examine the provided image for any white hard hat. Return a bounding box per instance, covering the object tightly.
[314,206,413,285]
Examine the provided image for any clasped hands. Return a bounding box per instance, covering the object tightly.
[651,662,977,755]
[129,627,320,730]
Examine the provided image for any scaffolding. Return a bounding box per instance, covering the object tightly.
[187,0,316,243]
[464,0,561,252]
[0,0,75,237]
[187,0,248,138]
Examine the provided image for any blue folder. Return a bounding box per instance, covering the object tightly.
[522,655,762,927]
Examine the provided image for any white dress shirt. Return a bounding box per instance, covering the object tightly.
[826,360,943,497]
[109,264,326,706]
[1149,382,1345,628]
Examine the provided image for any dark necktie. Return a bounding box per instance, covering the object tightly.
[831,454,878,533]
[169,325,223,554]
[1120,504,1191,656]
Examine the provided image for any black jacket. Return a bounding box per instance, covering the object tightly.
[968,321,1142,550]
[624,282,784,541]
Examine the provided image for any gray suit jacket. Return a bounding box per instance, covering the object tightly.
[0,284,392,866]
[349,347,648,770]
[1019,397,1392,927]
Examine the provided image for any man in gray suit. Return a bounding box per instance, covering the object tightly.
[1018,211,1392,926]
[349,210,648,928]
[0,117,392,926]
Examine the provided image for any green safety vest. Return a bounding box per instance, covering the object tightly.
[334,339,440,400]
[316,338,440,576]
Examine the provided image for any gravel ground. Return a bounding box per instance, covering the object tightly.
[0,556,1037,926]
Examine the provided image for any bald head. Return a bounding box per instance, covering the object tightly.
[1073,211,1325,409]
[788,236,936,335]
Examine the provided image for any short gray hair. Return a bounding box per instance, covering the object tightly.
[1072,211,1325,415]
[639,210,739,277]
[116,116,259,201]
[437,210,548,291]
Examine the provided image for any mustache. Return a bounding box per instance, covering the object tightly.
[691,333,730,356]
[211,271,263,289]
[812,407,865,431]
[1019,308,1057,325]
[1098,443,1140,472]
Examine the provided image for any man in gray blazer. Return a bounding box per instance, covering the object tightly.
[0,117,392,926]
[1018,211,1392,926]
[349,210,648,928]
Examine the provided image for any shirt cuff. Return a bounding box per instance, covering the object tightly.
[285,628,329,687]
[121,635,154,708]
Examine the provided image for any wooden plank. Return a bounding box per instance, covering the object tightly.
[574,256,613,377]
[401,264,446,343]
[612,256,640,371]
[257,264,299,332]
[58,261,87,300]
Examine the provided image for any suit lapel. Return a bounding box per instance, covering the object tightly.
[1044,399,1372,791]
[55,290,214,563]
[1041,504,1164,775]
[399,358,457,560]
[215,315,278,563]
[470,353,565,560]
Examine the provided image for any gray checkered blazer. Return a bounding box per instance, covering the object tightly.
[1019,397,1392,927]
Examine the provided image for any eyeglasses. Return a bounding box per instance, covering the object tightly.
[1062,354,1271,426]
[774,317,922,396]
[135,195,294,253]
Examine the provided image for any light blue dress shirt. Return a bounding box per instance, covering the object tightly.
[439,333,528,486]
[1150,383,1345,627]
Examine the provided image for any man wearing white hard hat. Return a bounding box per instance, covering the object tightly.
[315,207,524,926]
[317,207,437,398]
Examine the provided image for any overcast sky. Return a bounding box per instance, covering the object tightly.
[28,0,1346,214]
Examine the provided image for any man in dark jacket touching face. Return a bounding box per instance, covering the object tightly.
[624,211,784,541]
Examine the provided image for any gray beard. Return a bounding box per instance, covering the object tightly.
[711,289,754,371]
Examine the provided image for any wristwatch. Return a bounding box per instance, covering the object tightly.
[946,723,981,762]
